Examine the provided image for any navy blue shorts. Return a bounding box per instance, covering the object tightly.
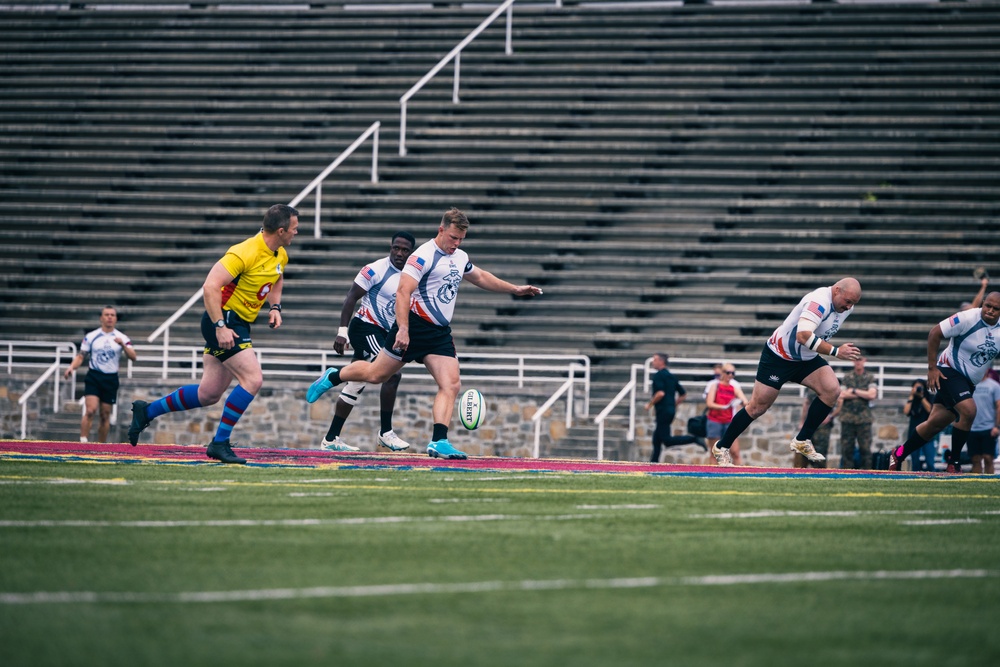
[933,366,976,416]
[83,369,119,405]
[754,345,829,390]
[348,319,388,362]
[383,314,456,364]
[201,310,253,363]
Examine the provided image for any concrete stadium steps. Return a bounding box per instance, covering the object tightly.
[2,1,999,390]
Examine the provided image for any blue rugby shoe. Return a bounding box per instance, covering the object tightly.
[426,439,468,460]
[306,368,339,404]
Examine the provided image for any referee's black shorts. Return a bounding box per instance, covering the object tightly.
[201,310,253,363]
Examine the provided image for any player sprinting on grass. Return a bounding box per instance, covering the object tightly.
[711,278,863,467]
[888,292,1000,473]
[305,207,543,460]
[127,204,299,464]
[317,231,417,453]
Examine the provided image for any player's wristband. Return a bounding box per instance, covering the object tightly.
[831,345,840,358]
[337,326,349,339]
[269,304,281,312]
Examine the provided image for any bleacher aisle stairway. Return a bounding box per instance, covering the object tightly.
[2,0,998,454]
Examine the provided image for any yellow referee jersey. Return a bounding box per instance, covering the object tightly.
[217,232,287,322]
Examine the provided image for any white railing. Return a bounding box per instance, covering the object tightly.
[594,362,644,460]
[595,356,955,460]
[398,0,516,156]
[1,340,77,438]
[289,120,381,239]
[530,361,589,457]
[147,122,382,348]
[124,343,589,392]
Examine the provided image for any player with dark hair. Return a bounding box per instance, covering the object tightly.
[712,278,864,467]
[306,207,542,460]
[63,305,138,443]
[127,204,299,464]
[889,291,1000,473]
[317,231,417,452]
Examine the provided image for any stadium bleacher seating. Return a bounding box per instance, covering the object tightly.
[2,0,999,412]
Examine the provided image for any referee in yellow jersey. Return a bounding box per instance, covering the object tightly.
[127,204,299,464]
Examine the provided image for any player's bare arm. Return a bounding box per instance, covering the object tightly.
[203,262,238,350]
[463,267,542,297]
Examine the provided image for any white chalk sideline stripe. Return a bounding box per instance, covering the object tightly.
[2,570,994,605]
[0,514,598,529]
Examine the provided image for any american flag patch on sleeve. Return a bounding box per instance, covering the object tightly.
[407,256,426,271]
[806,301,826,318]
[361,266,376,280]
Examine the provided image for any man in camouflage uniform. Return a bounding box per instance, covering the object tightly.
[839,357,877,469]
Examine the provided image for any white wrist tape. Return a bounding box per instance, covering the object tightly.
[337,326,349,340]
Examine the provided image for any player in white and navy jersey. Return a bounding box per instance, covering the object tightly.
[317,231,416,453]
[63,306,138,443]
[889,292,1000,473]
[711,278,864,467]
[306,207,543,460]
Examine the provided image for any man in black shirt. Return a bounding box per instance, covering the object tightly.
[644,353,707,462]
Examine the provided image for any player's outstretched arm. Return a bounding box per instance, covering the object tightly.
[464,267,542,297]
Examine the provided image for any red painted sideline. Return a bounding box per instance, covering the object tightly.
[0,439,898,476]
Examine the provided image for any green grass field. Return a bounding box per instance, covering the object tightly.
[2,460,999,666]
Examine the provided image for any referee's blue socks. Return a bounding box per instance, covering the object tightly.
[147,384,202,420]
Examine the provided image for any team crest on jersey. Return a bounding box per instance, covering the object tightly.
[437,263,461,303]
[971,334,998,368]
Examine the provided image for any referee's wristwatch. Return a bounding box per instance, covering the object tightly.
[215,318,226,329]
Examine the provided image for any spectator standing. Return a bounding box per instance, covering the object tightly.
[839,357,877,469]
[967,374,1000,474]
[63,306,138,443]
[903,379,937,471]
[704,363,747,465]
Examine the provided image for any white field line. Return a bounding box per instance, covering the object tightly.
[690,510,995,519]
[2,569,995,605]
[0,514,600,529]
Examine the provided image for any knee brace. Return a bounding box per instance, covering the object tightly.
[339,382,366,406]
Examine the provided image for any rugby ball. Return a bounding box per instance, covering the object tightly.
[458,389,485,430]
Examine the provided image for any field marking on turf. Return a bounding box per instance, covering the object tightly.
[3,569,996,605]
[901,518,982,525]
[0,513,601,529]
[0,477,129,485]
[692,510,996,520]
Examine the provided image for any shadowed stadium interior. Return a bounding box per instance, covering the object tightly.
[1,0,998,416]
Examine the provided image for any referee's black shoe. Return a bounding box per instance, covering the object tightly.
[127,400,151,446]
[206,439,247,465]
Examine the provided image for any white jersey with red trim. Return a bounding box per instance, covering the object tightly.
[766,286,853,361]
[402,239,473,326]
[352,256,401,331]
[937,308,1000,384]
[80,328,132,374]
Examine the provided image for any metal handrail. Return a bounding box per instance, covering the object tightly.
[289,121,381,238]
[147,122,382,350]
[593,363,643,460]
[398,0,515,156]
[596,356,960,459]
[528,361,588,458]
